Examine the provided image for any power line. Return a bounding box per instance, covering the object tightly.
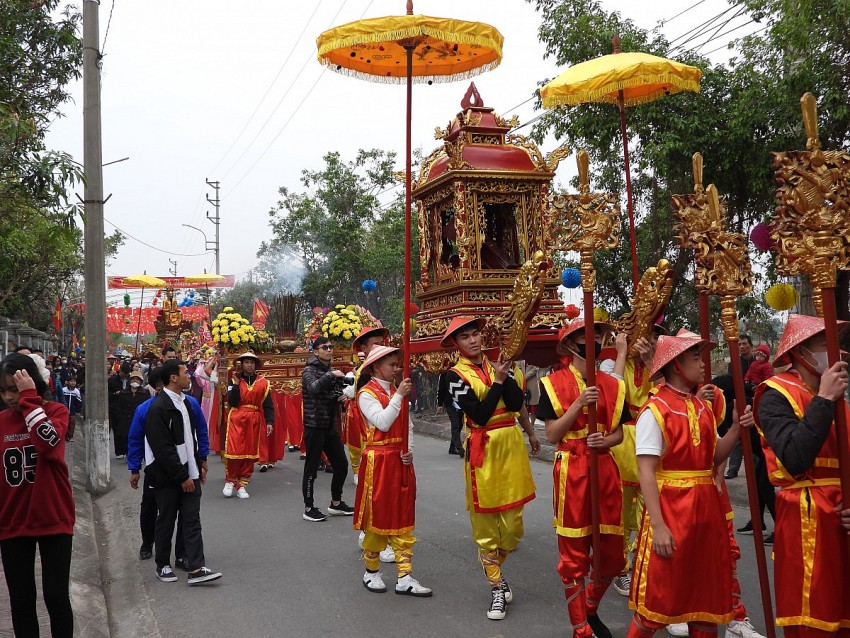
[667,6,734,49]
[207,2,324,176]
[219,2,347,182]
[659,0,707,26]
[683,16,756,55]
[104,218,212,257]
[101,0,116,55]
[225,68,328,198]
[701,24,769,56]
[682,6,748,53]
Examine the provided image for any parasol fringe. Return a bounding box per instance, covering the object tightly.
[542,74,701,109]
[318,26,502,60]
[318,57,500,85]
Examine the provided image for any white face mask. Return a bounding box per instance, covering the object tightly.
[801,345,829,375]
[130,382,142,389]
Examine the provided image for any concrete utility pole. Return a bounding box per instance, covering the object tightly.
[205,179,221,274]
[82,0,110,494]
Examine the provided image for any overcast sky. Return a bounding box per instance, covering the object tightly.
[44,0,758,307]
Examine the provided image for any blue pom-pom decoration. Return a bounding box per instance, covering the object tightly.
[561,268,581,289]
[362,279,377,292]
[188,290,195,298]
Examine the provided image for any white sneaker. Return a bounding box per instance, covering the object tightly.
[395,574,432,597]
[727,619,766,638]
[379,546,396,563]
[353,473,359,485]
[363,571,387,593]
[236,486,249,499]
[222,483,234,498]
[667,623,688,637]
[358,531,365,549]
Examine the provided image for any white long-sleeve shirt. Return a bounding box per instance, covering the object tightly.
[357,377,414,444]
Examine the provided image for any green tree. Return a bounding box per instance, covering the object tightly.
[262,149,418,334]
[528,0,850,330]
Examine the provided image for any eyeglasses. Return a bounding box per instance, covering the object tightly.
[318,344,334,351]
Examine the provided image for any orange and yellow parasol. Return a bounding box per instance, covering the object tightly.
[317,2,503,459]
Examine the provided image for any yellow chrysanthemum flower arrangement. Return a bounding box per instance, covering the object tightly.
[320,304,362,346]
[211,307,256,349]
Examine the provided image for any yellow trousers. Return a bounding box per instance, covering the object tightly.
[348,445,362,475]
[469,506,525,586]
[622,484,644,564]
[362,530,415,578]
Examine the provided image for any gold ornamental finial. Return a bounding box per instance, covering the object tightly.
[692,152,704,195]
[549,149,621,292]
[801,92,820,152]
[771,92,850,314]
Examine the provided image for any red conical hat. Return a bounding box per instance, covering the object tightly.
[557,319,615,355]
[360,345,400,372]
[650,334,706,380]
[440,316,487,348]
[675,327,717,349]
[773,314,848,366]
[352,325,389,349]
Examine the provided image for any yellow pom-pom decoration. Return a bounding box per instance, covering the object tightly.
[593,307,609,322]
[765,283,798,311]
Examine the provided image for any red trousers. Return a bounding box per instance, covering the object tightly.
[224,458,254,486]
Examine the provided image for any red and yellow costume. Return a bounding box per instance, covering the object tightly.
[354,378,416,576]
[224,374,271,486]
[449,356,535,586]
[541,362,627,637]
[344,365,368,474]
[629,383,733,627]
[609,358,653,558]
[754,371,850,634]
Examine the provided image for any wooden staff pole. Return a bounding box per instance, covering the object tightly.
[400,37,413,485]
[721,299,776,638]
[697,291,713,375]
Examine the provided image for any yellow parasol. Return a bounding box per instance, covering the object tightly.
[541,37,702,289]
[317,1,503,461]
[184,271,226,321]
[122,273,167,352]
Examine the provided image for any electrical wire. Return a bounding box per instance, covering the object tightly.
[218,2,347,182]
[682,17,756,55]
[659,0,707,26]
[104,218,212,257]
[207,2,324,176]
[667,6,735,49]
[680,7,749,54]
[101,0,116,55]
[701,24,769,56]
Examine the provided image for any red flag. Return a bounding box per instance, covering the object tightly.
[252,298,270,329]
[53,300,62,332]
[198,320,213,344]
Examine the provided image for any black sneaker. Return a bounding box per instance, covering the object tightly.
[763,532,774,545]
[737,520,765,535]
[156,565,178,583]
[724,470,738,479]
[500,576,513,604]
[303,507,327,522]
[187,567,222,586]
[487,586,506,620]
[328,501,354,516]
[288,444,299,452]
[588,614,612,638]
[174,557,190,571]
[139,545,152,560]
[324,464,334,474]
[258,464,269,473]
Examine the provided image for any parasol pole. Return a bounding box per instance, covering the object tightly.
[400,0,414,484]
[613,36,639,292]
[771,93,850,557]
[134,287,145,354]
[697,292,713,374]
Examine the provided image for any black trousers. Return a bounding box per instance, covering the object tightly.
[447,404,463,451]
[0,534,73,638]
[753,443,777,521]
[153,480,204,571]
[302,427,348,507]
[141,471,184,557]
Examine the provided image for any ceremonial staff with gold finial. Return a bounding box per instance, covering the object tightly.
[770,92,850,554]
[550,149,621,584]
[671,154,776,638]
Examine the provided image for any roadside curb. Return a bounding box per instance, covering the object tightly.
[70,434,110,638]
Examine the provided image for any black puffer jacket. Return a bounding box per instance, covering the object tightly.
[301,355,340,430]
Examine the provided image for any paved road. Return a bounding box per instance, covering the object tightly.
[101,432,776,638]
